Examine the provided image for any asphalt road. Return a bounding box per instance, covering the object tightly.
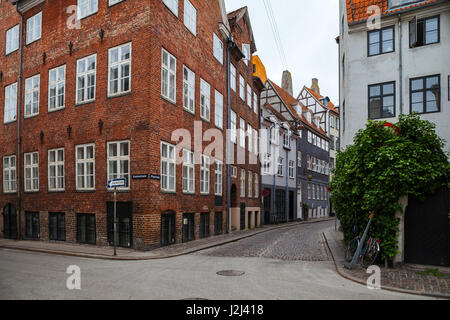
[0,220,433,300]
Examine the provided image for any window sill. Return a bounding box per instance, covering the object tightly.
[161,191,177,195]
[48,107,65,114]
[108,91,131,100]
[75,100,96,107]
[3,191,17,195]
[77,11,98,21]
[25,38,41,47]
[75,190,96,193]
[161,95,177,106]
[3,120,17,125]
[183,108,195,116]
[108,0,125,8]
[24,114,39,120]
[48,190,66,193]
[24,191,39,194]
[5,49,18,57]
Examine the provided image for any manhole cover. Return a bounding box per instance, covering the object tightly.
[216,270,245,277]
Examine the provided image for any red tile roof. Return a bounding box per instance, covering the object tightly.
[346,0,443,24]
[304,87,339,115]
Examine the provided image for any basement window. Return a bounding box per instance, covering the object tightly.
[409,16,440,48]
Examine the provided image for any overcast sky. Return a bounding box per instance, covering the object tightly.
[224,0,339,103]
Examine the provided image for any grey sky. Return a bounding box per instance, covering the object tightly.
[224,0,339,103]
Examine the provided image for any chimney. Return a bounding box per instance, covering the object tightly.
[281,70,293,96]
[311,78,320,95]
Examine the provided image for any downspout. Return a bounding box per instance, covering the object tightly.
[226,38,232,234]
[398,15,403,115]
[285,143,289,223]
[16,3,24,240]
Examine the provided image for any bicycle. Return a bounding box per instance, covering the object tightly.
[345,228,381,268]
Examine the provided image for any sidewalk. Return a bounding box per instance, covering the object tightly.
[0,217,335,261]
[322,228,450,299]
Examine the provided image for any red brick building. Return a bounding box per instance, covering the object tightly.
[0,0,262,250]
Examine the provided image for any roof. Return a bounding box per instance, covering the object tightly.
[227,6,257,53]
[267,80,329,139]
[346,0,446,24]
[304,87,339,115]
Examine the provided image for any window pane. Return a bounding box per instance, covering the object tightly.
[411,79,423,91]
[426,76,439,89]
[369,85,381,97]
[383,83,394,95]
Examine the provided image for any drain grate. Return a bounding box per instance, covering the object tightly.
[216,270,245,277]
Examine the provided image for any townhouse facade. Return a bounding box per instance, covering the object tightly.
[0,0,262,250]
[339,0,450,150]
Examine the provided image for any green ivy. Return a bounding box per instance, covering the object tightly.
[331,114,450,260]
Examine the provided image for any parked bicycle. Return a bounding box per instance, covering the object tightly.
[345,225,381,268]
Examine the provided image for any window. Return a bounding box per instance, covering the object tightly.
[48,65,66,111]
[307,131,312,144]
[24,152,39,192]
[163,0,178,16]
[6,25,19,55]
[289,161,295,179]
[48,148,64,191]
[253,128,259,155]
[182,149,195,194]
[254,174,259,198]
[330,115,334,128]
[109,0,124,5]
[109,43,131,96]
[283,132,291,149]
[271,126,279,145]
[161,142,175,192]
[200,79,211,121]
[230,64,237,92]
[108,141,130,189]
[200,213,210,239]
[239,75,245,101]
[242,44,251,66]
[214,160,223,196]
[306,155,311,170]
[49,212,65,241]
[231,166,237,178]
[297,151,302,167]
[248,171,253,198]
[3,155,16,193]
[277,158,284,177]
[240,169,245,197]
[410,75,440,114]
[253,92,258,114]
[240,118,246,148]
[389,0,422,9]
[184,0,197,35]
[247,84,252,108]
[215,90,223,129]
[76,144,95,191]
[4,83,17,123]
[230,110,237,144]
[77,214,96,245]
[369,82,395,119]
[26,212,40,239]
[410,16,439,48]
[24,75,40,118]
[263,153,271,175]
[76,54,96,104]
[368,26,394,56]
[307,183,311,200]
[183,66,195,113]
[213,33,223,64]
[77,0,98,19]
[26,12,42,45]
[248,125,253,153]
[200,155,210,195]
[330,135,335,150]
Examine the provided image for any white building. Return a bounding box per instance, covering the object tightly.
[339,0,450,151]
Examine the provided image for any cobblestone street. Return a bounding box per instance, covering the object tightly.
[200,220,335,261]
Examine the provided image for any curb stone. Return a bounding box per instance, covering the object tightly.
[322,231,450,300]
[0,218,336,261]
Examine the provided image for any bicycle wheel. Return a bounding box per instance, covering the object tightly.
[362,240,380,268]
[345,238,359,262]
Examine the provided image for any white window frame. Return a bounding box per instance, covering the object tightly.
[4,82,17,124]
[247,84,252,108]
[109,0,124,6]
[214,160,223,196]
[76,54,96,104]
[248,125,253,153]
[213,33,223,64]
[76,144,95,191]
[230,64,237,92]
[239,75,246,101]
[230,111,237,144]
[183,65,195,114]
[240,169,246,198]
[163,0,178,16]
[107,141,130,190]
[248,171,253,198]
[214,90,223,129]
[253,91,258,113]
[263,153,271,175]
[277,157,284,177]
[24,75,40,118]
[26,12,42,45]
[200,155,210,195]
[3,155,16,193]
[242,44,251,66]
[231,166,238,178]
[297,151,302,167]
[183,0,197,35]
[254,174,259,198]
[240,118,246,149]
[200,79,211,121]
[161,48,176,103]
[24,152,39,192]
[108,43,131,97]
[48,65,66,112]
[289,160,295,179]
[77,0,98,20]
[6,25,19,55]
[48,148,65,192]
[182,149,195,194]
[161,141,176,192]
[253,128,258,155]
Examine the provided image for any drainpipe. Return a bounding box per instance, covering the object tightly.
[285,143,289,223]
[15,2,24,240]
[226,38,232,234]
[398,15,403,115]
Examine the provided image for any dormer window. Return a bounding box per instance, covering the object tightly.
[389,0,422,9]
